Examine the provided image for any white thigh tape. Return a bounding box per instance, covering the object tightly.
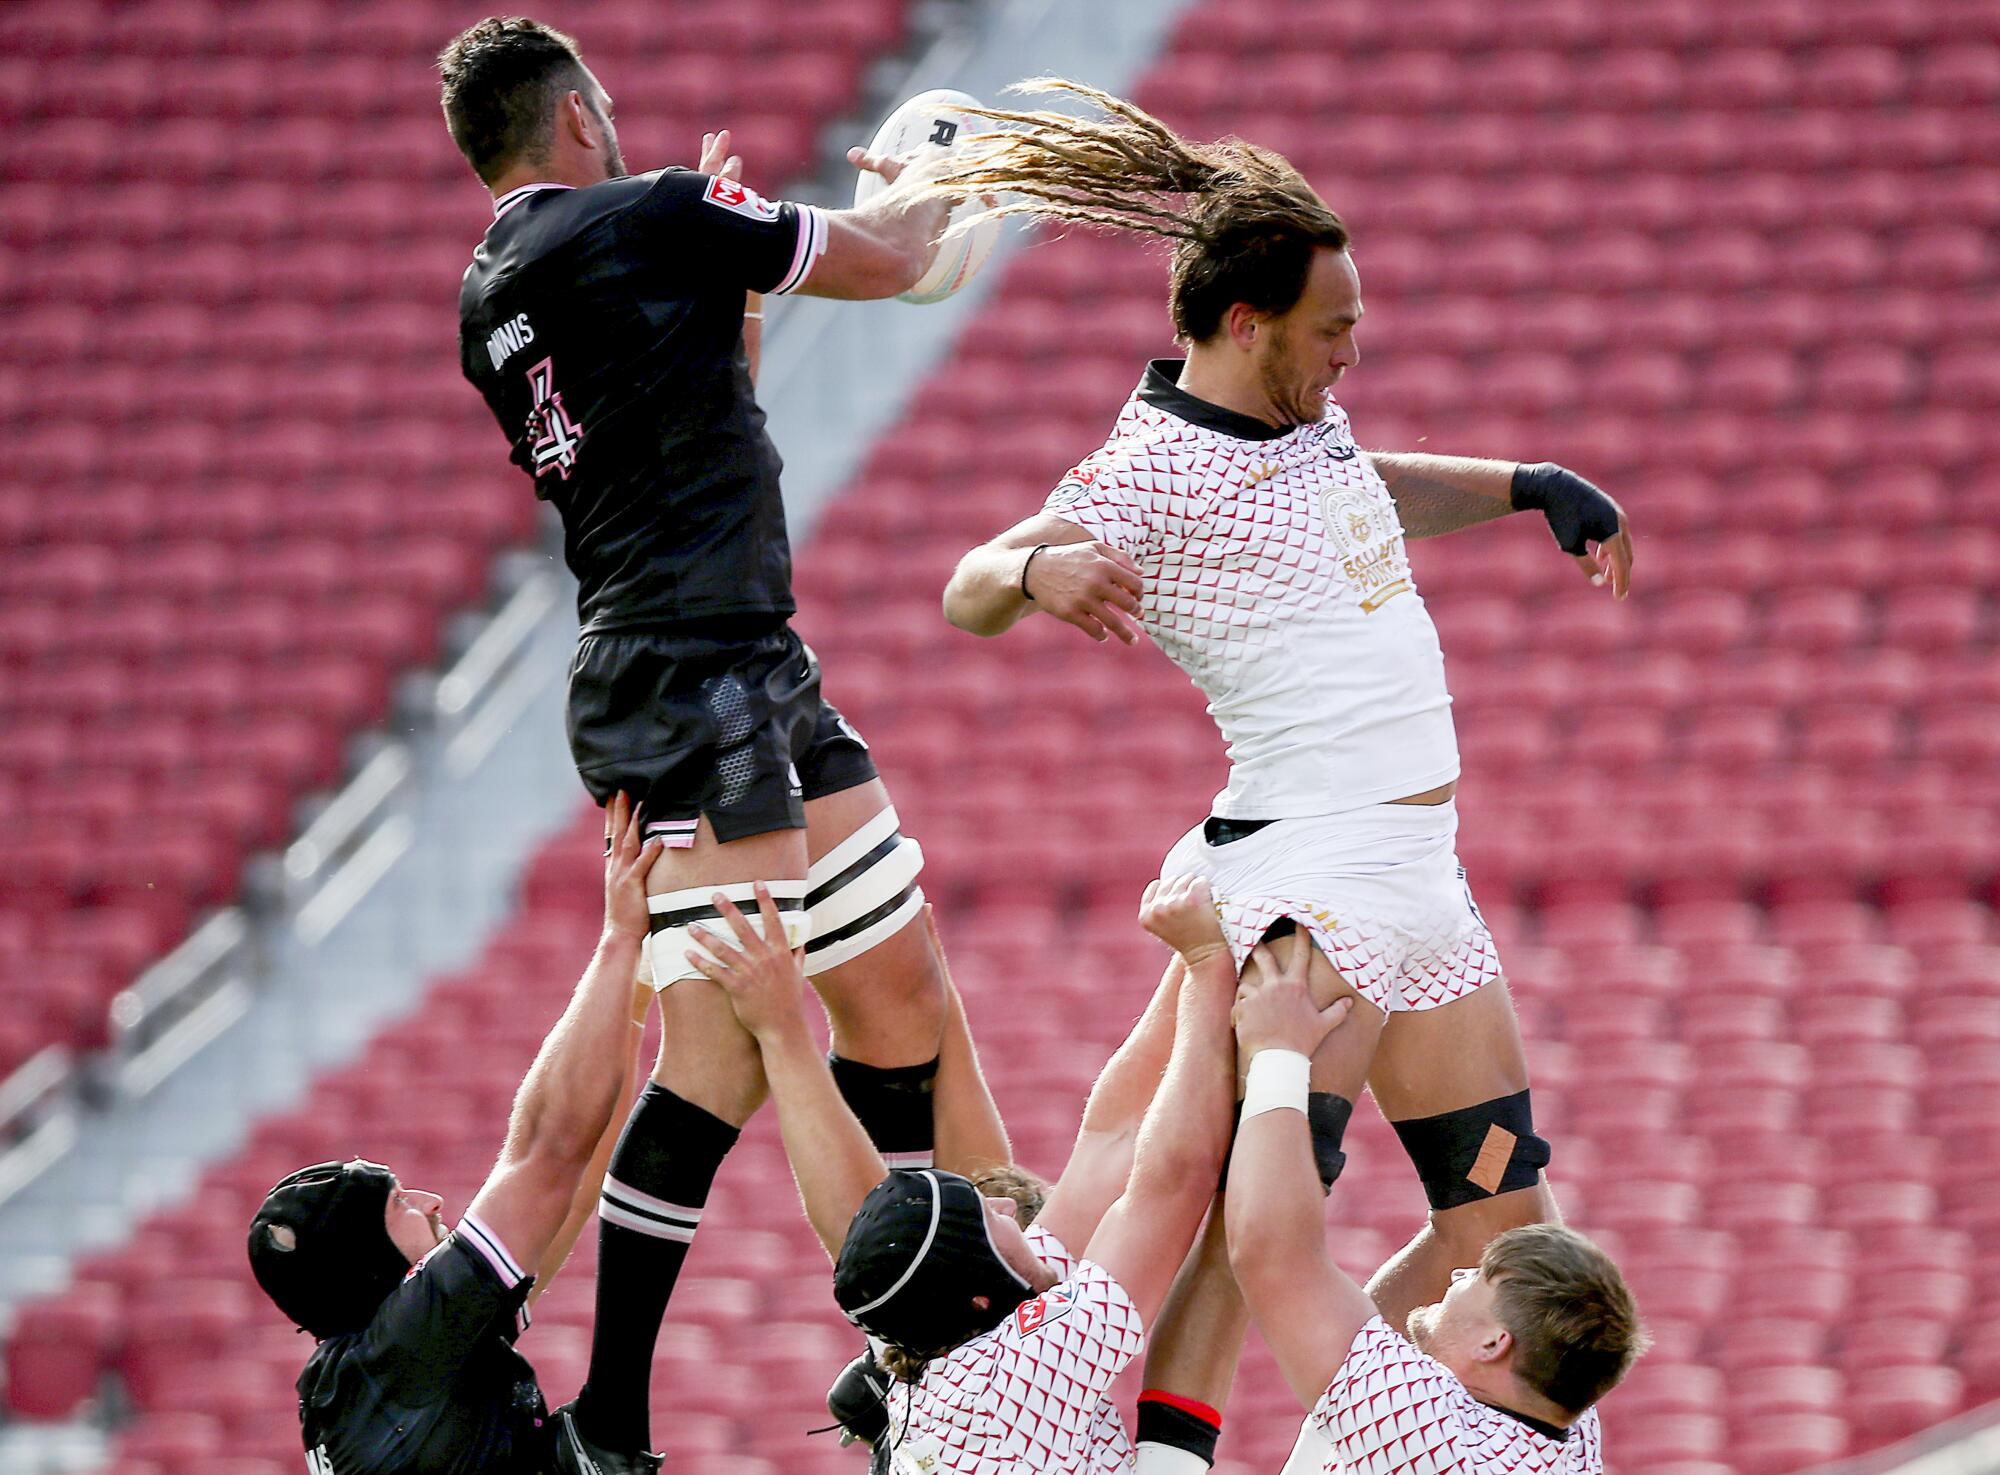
[640,878,810,991]
[803,806,926,974]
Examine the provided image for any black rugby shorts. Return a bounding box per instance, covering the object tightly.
[566,622,878,843]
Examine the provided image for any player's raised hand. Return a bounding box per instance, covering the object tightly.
[848,143,910,187]
[1139,876,1228,965]
[602,791,662,942]
[1024,540,1145,645]
[698,128,742,180]
[1232,940,1351,1057]
[685,883,809,1041]
[1510,461,1634,601]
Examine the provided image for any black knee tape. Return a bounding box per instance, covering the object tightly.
[1391,1089,1551,1211]
[1219,1092,1352,1193]
[1308,1092,1353,1189]
[827,1055,938,1160]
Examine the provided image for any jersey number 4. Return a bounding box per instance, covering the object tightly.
[525,356,584,481]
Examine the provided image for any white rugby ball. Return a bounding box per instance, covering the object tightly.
[854,88,1002,305]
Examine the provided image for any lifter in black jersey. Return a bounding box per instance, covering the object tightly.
[249,796,663,1475]
[442,17,965,1465]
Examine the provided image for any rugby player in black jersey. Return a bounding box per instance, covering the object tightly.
[249,795,662,1475]
[441,17,961,1467]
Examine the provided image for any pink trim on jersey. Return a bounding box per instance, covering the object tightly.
[456,1212,527,1288]
[772,203,827,294]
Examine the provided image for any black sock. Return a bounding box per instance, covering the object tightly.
[827,1055,938,1168]
[1137,1389,1223,1467]
[573,1083,739,1453]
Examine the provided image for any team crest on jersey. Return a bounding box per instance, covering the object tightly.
[1319,483,1414,613]
[1013,1282,1078,1337]
[703,176,780,221]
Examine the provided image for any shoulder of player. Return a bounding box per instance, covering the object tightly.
[995,1261,1132,1343]
[1323,1316,1458,1398]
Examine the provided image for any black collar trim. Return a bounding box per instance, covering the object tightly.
[1475,1398,1572,1443]
[1137,359,1294,442]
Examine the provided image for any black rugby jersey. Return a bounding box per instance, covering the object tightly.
[459,169,828,634]
[297,1215,547,1475]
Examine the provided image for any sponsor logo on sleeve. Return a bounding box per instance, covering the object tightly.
[1014,1282,1078,1337]
[703,175,781,221]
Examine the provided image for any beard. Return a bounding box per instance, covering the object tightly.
[602,135,628,179]
[1255,325,1325,428]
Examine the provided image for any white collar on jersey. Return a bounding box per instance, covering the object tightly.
[491,182,575,218]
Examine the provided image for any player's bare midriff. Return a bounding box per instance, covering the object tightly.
[1387,780,1457,806]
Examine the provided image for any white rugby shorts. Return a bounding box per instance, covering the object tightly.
[1161,798,1503,1014]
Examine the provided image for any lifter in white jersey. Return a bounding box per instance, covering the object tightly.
[685,876,1273,1474]
[928,81,1634,1471]
[1227,942,1646,1474]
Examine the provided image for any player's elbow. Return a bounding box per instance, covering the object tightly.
[505,1100,602,1179]
[941,569,1009,637]
[1224,1197,1294,1298]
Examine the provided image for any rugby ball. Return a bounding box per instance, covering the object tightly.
[854,88,1002,305]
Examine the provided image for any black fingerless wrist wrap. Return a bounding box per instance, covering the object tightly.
[1509,461,1565,512]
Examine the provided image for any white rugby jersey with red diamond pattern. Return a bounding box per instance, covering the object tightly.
[1043,371,1459,819]
[881,1224,1144,1474]
[1306,1317,1603,1474]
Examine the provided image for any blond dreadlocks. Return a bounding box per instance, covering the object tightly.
[915,78,1350,341]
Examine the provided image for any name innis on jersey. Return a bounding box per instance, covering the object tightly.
[484,312,536,371]
[525,356,584,481]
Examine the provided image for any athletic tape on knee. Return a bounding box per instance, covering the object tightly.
[1391,1089,1551,1210]
[640,879,809,991]
[1217,1091,1350,1193]
[828,1054,938,1167]
[1309,1092,1354,1190]
[804,806,925,974]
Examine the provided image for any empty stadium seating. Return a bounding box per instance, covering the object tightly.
[4,0,1996,1473]
[0,0,904,1076]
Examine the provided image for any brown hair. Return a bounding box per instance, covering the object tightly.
[914,78,1349,343]
[1481,1224,1650,1415]
[438,17,591,184]
[875,1162,1052,1383]
[969,1163,1050,1225]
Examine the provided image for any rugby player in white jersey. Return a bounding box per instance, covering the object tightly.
[684,876,1285,1474]
[1228,941,1646,1474]
[929,81,1635,1472]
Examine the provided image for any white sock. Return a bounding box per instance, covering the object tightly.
[1136,1443,1213,1475]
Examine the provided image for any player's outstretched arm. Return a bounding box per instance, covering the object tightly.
[465,794,659,1280]
[688,887,888,1260]
[1052,879,1239,1326]
[527,979,649,1305]
[925,907,1015,1176]
[793,147,956,300]
[1370,452,1634,598]
[943,512,1143,643]
[1031,951,1183,1254]
[1223,943,1376,1409]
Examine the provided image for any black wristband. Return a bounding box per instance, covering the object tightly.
[1020,543,1051,600]
[1508,461,1620,556]
[1508,461,1562,512]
